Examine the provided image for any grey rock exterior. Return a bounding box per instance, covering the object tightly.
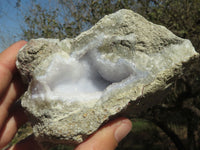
[16,9,199,146]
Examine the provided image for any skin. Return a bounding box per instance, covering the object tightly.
[0,41,132,150]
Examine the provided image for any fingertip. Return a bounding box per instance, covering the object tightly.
[75,118,132,150]
[114,118,132,143]
[2,40,27,54]
[14,40,27,47]
[7,40,27,56]
[0,40,27,73]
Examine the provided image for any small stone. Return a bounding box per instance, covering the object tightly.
[16,9,199,146]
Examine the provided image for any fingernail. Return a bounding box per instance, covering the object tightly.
[114,119,132,142]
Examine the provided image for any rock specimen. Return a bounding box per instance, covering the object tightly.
[16,9,199,146]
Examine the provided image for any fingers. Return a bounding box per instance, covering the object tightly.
[0,41,27,96]
[1,118,132,150]
[0,41,27,149]
[6,135,41,150]
[0,41,27,129]
[0,41,38,150]
[75,118,132,150]
[0,104,28,149]
[0,73,25,129]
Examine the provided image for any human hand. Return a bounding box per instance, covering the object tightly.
[0,41,132,150]
[0,41,41,150]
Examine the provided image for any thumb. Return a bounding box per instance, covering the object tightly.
[75,118,132,150]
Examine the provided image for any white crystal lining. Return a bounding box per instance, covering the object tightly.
[30,51,136,103]
[30,33,138,103]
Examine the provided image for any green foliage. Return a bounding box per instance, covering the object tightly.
[137,0,200,52]
[20,0,138,40]
[19,0,200,52]
[21,4,67,40]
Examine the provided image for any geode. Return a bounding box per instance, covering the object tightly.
[16,9,199,146]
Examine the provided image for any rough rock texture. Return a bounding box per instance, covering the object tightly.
[16,9,199,146]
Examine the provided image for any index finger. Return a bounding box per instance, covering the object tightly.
[0,41,27,96]
[0,41,27,72]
